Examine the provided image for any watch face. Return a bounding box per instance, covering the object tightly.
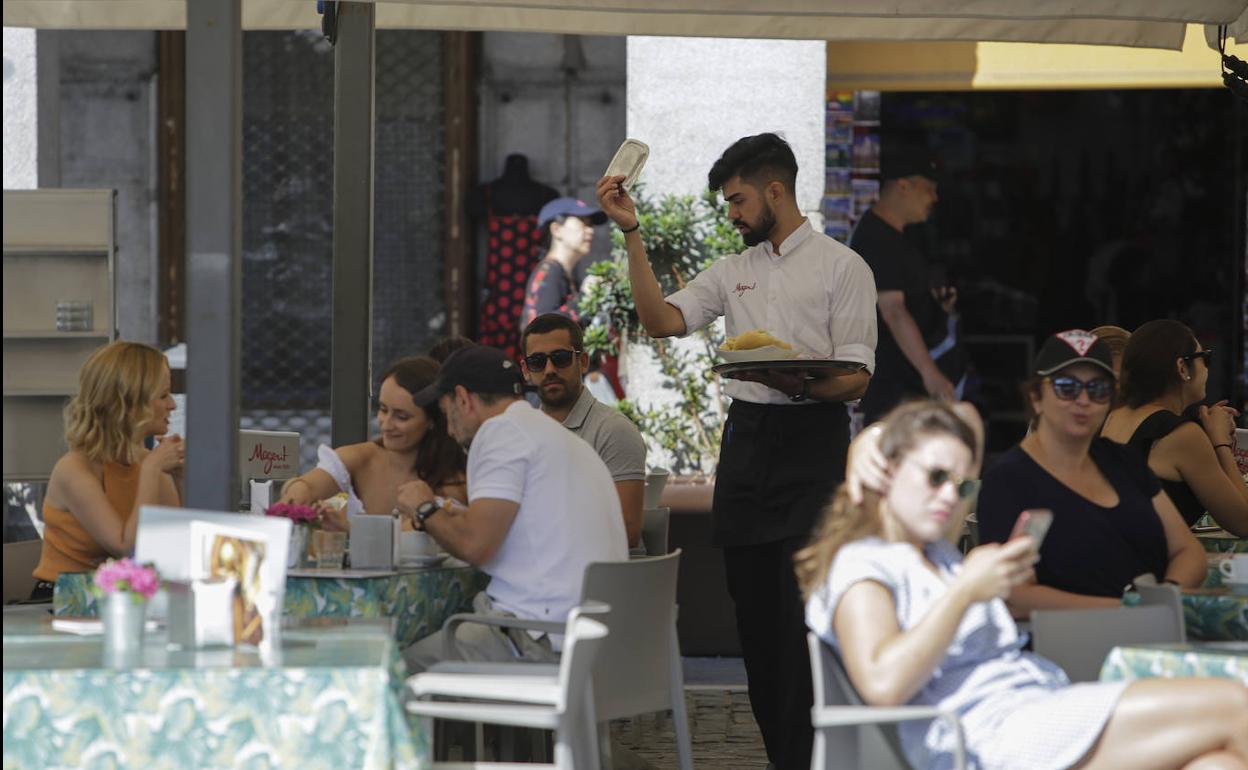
[417,501,437,519]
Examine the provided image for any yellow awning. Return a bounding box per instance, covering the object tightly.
[827,23,1246,90]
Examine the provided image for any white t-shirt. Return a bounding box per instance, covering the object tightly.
[468,400,627,632]
[666,219,878,405]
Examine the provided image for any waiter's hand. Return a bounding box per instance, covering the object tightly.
[596,175,639,231]
[728,368,809,399]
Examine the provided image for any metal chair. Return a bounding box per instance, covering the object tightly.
[1030,604,1183,682]
[434,551,693,770]
[807,632,966,770]
[640,506,670,556]
[406,604,611,770]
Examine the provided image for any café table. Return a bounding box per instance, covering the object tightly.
[1198,530,1248,555]
[2,610,427,769]
[53,561,488,648]
[1124,586,1248,642]
[1098,642,1248,686]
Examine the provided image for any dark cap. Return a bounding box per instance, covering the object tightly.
[881,146,940,183]
[412,346,526,407]
[537,197,607,231]
[1034,330,1116,379]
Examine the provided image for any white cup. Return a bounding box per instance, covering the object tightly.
[398,531,438,560]
[1219,554,1248,585]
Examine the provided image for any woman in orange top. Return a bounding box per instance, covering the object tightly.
[31,341,184,599]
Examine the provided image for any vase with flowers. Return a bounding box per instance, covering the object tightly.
[265,502,322,568]
[92,558,160,655]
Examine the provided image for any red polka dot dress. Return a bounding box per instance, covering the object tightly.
[477,206,543,360]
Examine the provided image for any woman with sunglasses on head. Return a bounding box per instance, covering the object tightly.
[806,400,1248,770]
[1101,320,1248,536]
[277,356,466,530]
[977,330,1206,616]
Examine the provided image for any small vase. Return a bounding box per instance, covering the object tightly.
[288,525,309,569]
[102,592,147,656]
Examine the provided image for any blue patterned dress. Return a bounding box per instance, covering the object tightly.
[807,537,1128,770]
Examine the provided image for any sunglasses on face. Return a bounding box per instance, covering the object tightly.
[1180,349,1213,365]
[920,466,981,500]
[524,349,581,371]
[1047,375,1114,404]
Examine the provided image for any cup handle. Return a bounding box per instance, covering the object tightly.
[1221,559,1234,578]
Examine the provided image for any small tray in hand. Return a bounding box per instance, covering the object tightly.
[712,359,867,377]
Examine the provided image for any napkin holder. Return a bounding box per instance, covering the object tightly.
[166,577,239,648]
[348,514,397,570]
[248,479,275,514]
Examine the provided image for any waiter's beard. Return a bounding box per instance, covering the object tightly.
[736,203,777,247]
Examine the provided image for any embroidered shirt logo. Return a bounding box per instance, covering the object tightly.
[734,282,757,298]
[1056,329,1097,356]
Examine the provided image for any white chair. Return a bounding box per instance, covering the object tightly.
[1029,604,1183,682]
[1133,582,1187,643]
[640,507,670,556]
[808,632,966,770]
[435,551,693,770]
[406,604,611,770]
[643,469,670,510]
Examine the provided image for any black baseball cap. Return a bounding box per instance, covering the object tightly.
[881,146,940,183]
[413,345,526,407]
[1034,330,1116,379]
[537,197,607,231]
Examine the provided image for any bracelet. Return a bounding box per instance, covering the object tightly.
[1213,442,1233,451]
[619,222,640,234]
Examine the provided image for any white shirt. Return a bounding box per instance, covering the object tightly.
[468,400,627,641]
[666,219,878,405]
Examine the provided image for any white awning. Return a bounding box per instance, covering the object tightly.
[4,0,1246,50]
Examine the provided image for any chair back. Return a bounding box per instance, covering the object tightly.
[554,604,610,715]
[1133,583,1186,643]
[1030,604,1182,682]
[643,469,670,510]
[640,507,670,556]
[807,632,915,770]
[3,539,42,604]
[579,549,682,720]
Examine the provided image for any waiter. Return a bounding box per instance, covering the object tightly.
[596,132,876,770]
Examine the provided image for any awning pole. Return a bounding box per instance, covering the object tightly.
[330,1,376,447]
[185,0,242,511]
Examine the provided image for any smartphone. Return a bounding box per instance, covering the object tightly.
[1009,508,1054,547]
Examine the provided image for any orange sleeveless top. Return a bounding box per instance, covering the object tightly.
[33,461,142,582]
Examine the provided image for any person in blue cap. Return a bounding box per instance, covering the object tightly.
[520,197,607,331]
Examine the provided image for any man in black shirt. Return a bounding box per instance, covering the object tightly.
[851,147,957,423]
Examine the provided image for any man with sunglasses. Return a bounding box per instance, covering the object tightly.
[597,132,877,770]
[520,313,648,554]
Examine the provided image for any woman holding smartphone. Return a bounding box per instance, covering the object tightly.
[802,400,1247,770]
[976,331,1206,616]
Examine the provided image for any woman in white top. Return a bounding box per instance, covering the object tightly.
[798,401,1247,770]
[278,356,466,529]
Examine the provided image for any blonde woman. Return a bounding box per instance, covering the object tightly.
[800,401,1248,770]
[31,341,183,598]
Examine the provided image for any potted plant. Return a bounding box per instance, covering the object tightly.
[92,558,160,654]
[580,186,742,503]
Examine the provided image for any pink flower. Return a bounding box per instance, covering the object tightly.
[93,558,161,601]
[265,502,321,524]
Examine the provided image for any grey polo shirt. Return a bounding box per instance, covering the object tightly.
[562,387,646,484]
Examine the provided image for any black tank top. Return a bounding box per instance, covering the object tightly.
[1124,410,1206,526]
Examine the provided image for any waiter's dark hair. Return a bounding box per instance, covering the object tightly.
[521,312,584,353]
[707,133,798,196]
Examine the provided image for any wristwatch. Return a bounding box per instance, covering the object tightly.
[415,499,442,527]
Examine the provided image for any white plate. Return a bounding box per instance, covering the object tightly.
[605,138,649,190]
[717,345,800,363]
[398,553,449,569]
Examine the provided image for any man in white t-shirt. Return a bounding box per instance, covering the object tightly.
[396,345,627,672]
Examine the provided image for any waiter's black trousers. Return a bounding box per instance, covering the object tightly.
[724,536,814,770]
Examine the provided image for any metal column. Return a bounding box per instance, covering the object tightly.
[184,0,242,511]
[330,1,376,447]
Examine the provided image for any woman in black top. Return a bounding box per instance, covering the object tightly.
[1101,319,1248,535]
[978,330,1206,616]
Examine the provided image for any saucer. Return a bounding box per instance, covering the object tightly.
[398,553,448,569]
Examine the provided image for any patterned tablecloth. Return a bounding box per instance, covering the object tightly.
[1197,531,1248,554]
[1123,586,1248,642]
[54,563,488,648]
[1099,642,1248,685]
[2,614,426,770]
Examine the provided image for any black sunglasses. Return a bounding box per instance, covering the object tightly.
[524,349,581,371]
[1047,375,1115,404]
[921,466,981,500]
[1180,349,1213,365]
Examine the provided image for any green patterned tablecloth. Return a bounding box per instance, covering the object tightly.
[54,565,488,648]
[1099,643,1248,685]
[1197,531,1248,554]
[1123,588,1248,642]
[2,619,426,770]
